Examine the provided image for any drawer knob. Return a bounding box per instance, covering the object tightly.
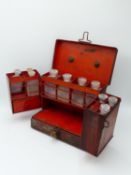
[50,130,58,139]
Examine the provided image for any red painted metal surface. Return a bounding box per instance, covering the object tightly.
[52,40,118,85]
[12,96,41,113]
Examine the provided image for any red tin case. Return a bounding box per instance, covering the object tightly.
[31,35,121,156]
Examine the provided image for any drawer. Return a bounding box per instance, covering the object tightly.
[12,96,41,113]
[59,130,81,148]
[31,118,81,148]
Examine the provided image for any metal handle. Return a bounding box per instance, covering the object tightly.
[79,31,92,43]
[104,120,110,128]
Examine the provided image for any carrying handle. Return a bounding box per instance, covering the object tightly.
[79,31,92,43]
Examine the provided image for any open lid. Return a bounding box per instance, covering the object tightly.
[52,33,118,85]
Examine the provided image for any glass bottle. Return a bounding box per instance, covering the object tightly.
[57,86,70,103]
[71,90,85,107]
[11,82,24,94]
[85,94,96,107]
[44,82,56,98]
[27,80,39,96]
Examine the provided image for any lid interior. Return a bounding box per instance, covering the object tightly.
[52,40,118,85]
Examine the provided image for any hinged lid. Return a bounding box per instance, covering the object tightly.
[52,36,118,85]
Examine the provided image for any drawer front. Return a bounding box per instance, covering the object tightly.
[31,119,81,148]
[13,96,41,113]
[31,119,55,135]
[59,130,81,148]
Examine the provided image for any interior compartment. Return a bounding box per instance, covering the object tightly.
[88,94,120,115]
[41,99,84,136]
[32,105,83,136]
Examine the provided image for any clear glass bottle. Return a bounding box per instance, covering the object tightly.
[71,90,85,107]
[44,82,56,98]
[11,82,24,94]
[85,94,96,107]
[27,80,39,96]
[57,86,70,103]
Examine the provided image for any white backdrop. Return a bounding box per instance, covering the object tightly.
[0,1,131,175]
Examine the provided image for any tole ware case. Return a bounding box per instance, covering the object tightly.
[7,33,121,156]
